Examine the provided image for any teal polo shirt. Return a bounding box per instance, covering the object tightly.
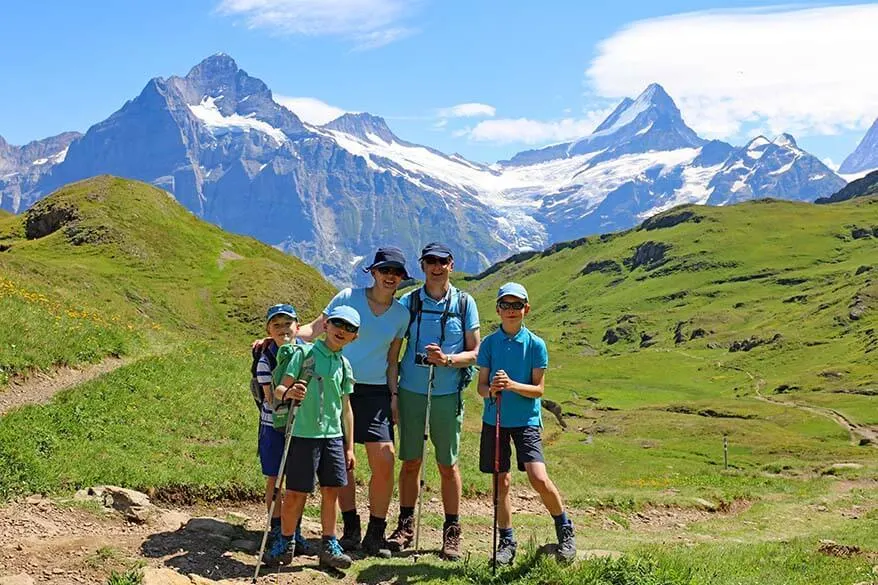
[399,286,480,396]
[476,325,548,427]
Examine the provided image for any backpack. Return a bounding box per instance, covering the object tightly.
[405,287,476,414]
[249,339,277,409]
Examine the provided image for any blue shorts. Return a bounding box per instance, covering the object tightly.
[258,424,286,477]
[479,424,545,473]
[285,437,347,493]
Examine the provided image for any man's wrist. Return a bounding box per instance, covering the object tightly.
[445,354,454,367]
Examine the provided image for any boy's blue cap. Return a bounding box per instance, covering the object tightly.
[326,305,361,328]
[419,242,453,260]
[363,246,410,279]
[266,303,297,322]
[496,282,528,302]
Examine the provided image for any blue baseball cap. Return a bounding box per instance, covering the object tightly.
[266,303,298,322]
[496,282,528,302]
[326,305,361,328]
[363,246,410,280]
[419,242,453,260]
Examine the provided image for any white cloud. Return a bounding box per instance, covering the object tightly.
[438,103,497,118]
[822,158,839,172]
[217,0,419,49]
[586,4,878,140]
[275,96,347,124]
[464,105,616,145]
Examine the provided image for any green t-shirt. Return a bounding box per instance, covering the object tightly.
[279,339,354,439]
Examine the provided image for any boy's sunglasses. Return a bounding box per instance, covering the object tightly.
[423,256,450,266]
[497,301,526,310]
[328,318,359,333]
[376,266,405,277]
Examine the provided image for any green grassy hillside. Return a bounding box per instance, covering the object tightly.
[0,176,335,499]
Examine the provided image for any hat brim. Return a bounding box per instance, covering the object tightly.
[419,252,452,260]
[267,311,297,322]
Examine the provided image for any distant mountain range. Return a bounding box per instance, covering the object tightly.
[1,54,874,285]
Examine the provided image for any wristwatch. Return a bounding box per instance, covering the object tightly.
[445,355,453,367]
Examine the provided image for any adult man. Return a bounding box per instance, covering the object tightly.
[386,242,480,561]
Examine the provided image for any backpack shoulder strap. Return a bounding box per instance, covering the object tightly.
[405,287,424,338]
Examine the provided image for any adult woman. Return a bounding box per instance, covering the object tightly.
[297,246,410,558]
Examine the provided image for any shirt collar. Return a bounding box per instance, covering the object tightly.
[419,284,454,305]
[501,325,528,343]
[313,338,340,358]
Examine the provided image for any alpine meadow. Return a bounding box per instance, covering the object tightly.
[0,175,875,584]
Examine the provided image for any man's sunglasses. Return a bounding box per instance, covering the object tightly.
[497,301,526,310]
[423,256,450,266]
[328,318,359,333]
[376,266,405,277]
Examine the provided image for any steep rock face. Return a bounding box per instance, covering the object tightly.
[816,169,878,204]
[0,131,81,211]
[840,118,878,175]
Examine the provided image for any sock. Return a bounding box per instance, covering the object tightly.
[342,510,359,530]
[552,511,569,528]
[368,515,387,530]
[294,518,303,539]
[499,527,514,540]
[399,506,415,520]
[271,516,281,529]
[444,514,459,527]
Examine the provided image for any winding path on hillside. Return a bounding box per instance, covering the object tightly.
[0,356,130,415]
[657,348,876,448]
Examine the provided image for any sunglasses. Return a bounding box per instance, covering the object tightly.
[376,266,405,277]
[497,301,526,310]
[328,318,359,333]
[423,256,450,266]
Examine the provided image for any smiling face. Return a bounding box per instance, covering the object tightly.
[495,295,529,328]
[266,315,297,345]
[371,266,404,293]
[421,255,453,286]
[325,318,359,351]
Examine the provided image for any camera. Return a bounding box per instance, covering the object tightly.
[414,352,430,367]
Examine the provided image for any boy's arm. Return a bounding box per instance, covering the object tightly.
[342,395,355,470]
[505,367,546,399]
[296,314,326,342]
[477,366,493,398]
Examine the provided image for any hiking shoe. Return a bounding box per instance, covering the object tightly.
[267,523,282,547]
[294,529,315,556]
[263,534,292,566]
[441,522,462,561]
[319,538,352,570]
[386,516,415,552]
[339,518,362,552]
[494,537,517,566]
[361,523,392,558]
[556,523,576,563]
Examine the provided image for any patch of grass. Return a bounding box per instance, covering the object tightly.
[105,567,143,585]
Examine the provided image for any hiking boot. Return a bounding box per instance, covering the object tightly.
[555,522,576,563]
[263,534,292,566]
[361,523,392,558]
[267,523,282,547]
[339,517,362,552]
[294,529,315,556]
[386,516,415,552]
[441,522,462,561]
[494,537,517,566]
[319,538,352,570]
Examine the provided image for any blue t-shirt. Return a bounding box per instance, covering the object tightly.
[324,287,409,386]
[399,286,480,396]
[477,325,548,427]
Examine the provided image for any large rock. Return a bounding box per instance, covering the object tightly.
[0,574,36,585]
[142,568,192,585]
[101,486,156,523]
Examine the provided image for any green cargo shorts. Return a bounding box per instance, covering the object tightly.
[397,387,463,466]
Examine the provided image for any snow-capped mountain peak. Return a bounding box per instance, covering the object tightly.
[323,113,398,144]
[773,133,798,149]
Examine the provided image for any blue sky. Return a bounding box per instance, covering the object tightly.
[1,1,875,168]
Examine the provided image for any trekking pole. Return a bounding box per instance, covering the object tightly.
[413,364,436,562]
[253,370,311,582]
[492,391,502,574]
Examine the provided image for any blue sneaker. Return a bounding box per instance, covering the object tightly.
[294,528,315,556]
[264,533,292,566]
[319,537,352,570]
[267,523,282,547]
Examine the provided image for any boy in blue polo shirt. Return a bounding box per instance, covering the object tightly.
[476,282,576,566]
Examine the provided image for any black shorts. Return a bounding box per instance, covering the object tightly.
[350,383,394,444]
[479,423,545,473]
[285,437,347,493]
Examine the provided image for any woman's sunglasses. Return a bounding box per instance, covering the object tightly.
[376,266,405,277]
[328,318,359,333]
[497,301,526,310]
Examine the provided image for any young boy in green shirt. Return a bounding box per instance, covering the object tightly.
[265,305,359,570]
